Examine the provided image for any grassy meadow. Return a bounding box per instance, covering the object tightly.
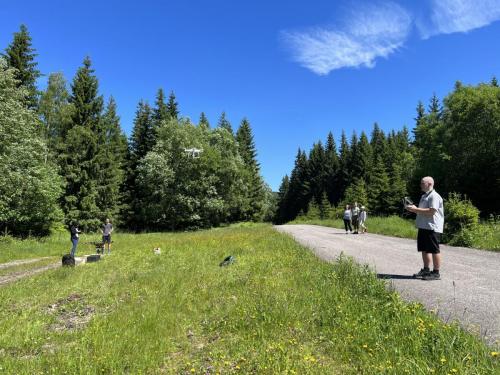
[0,224,498,374]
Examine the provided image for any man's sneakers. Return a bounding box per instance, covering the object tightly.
[413,268,430,278]
[422,271,441,281]
[413,268,441,280]
[413,268,431,279]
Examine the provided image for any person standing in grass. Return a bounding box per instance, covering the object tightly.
[69,221,81,257]
[359,206,367,234]
[343,205,353,234]
[351,202,360,234]
[406,176,444,281]
[101,218,113,254]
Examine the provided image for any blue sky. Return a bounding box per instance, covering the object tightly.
[1,0,500,190]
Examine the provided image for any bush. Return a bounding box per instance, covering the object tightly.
[444,192,479,244]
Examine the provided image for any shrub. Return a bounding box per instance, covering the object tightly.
[444,192,479,244]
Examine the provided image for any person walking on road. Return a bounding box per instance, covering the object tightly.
[359,206,367,234]
[351,202,360,234]
[405,176,444,280]
[343,205,353,234]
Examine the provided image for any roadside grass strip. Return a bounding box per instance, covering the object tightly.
[0,225,497,374]
[291,216,500,251]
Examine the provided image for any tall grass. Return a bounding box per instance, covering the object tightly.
[0,225,497,373]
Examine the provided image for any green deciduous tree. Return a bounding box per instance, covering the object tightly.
[0,59,62,236]
[38,72,72,158]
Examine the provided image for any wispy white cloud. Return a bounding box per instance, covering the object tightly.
[418,0,500,38]
[281,2,412,75]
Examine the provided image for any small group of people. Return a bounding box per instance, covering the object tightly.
[339,176,444,281]
[69,218,114,257]
[343,202,367,234]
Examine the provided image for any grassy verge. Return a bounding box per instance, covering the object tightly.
[291,216,417,239]
[290,216,500,251]
[0,225,498,374]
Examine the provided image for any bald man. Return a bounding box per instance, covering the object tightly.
[406,176,444,280]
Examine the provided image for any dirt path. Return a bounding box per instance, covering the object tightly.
[0,262,60,286]
[0,257,53,270]
[276,224,500,346]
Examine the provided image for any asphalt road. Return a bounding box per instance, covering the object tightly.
[276,224,500,347]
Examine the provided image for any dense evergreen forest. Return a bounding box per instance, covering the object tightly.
[0,25,274,236]
[274,82,500,224]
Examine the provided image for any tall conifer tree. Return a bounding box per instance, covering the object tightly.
[236,118,265,220]
[129,101,154,165]
[337,131,350,201]
[4,24,40,109]
[199,112,210,130]
[217,111,233,134]
[325,131,339,204]
[166,90,179,120]
[60,56,104,230]
[153,88,169,128]
[96,97,128,222]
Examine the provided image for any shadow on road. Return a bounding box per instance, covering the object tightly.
[377,273,416,280]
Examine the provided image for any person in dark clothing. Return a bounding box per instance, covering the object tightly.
[69,222,81,257]
[343,205,353,234]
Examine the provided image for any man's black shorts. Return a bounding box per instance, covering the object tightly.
[103,234,111,244]
[417,229,440,253]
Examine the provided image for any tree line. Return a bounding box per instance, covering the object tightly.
[0,25,273,236]
[275,83,500,223]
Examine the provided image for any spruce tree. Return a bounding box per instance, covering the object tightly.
[352,131,372,182]
[337,130,350,201]
[125,100,155,229]
[199,112,210,130]
[325,131,340,205]
[235,118,265,220]
[287,149,310,219]
[343,178,368,208]
[59,56,104,230]
[308,141,326,204]
[236,118,258,169]
[370,122,387,162]
[153,88,169,128]
[414,101,426,127]
[166,90,179,120]
[4,24,40,109]
[217,111,233,134]
[491,76,498,87]
[96,97,128,222]
[275,175,290,223]
[129,101,154,164]
[367,155,390,214]
[318,191,332,219]
[428,93,442,118]
[387,161,407,214]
